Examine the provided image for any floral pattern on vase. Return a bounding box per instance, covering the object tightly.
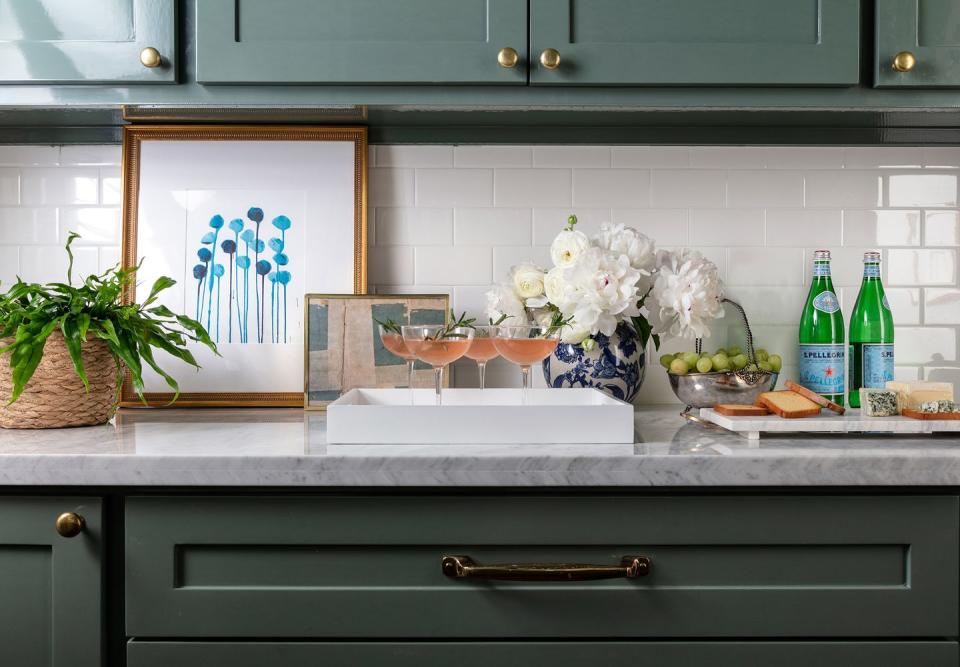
[542,323,646,403]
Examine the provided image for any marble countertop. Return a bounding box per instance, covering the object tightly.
[0,406,959,487]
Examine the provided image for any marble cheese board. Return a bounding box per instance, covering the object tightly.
[700,407,960,440]
[327,388,634,444]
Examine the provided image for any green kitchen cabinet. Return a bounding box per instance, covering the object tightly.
[0,497,102,667]
[876,0,960,87]
[126,641,960,667]
[529,0,861,86]
[0,0,176,84]
[195,0,527,85]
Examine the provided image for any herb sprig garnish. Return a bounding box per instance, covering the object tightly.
[489,313,510,326]
[373,317,403,335]
[426,310,476,340]
[545,310,574,338]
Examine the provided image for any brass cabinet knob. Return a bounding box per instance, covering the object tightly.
[539,48,561,70]
[892,51,917,72]
[139,47,163,69]
[55,512,85,538]
[497,47,519,69]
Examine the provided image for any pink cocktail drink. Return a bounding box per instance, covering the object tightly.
[405,338,472,366]
[493,338,558,365]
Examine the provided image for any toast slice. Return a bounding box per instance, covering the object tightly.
[902,408,960,421]
[714,404,770,417]
[785,380,845,415]
[756,391,822,418]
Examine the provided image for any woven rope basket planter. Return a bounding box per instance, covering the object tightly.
[0,331,120,428]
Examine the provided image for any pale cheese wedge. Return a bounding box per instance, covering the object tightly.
[885,381,954,411]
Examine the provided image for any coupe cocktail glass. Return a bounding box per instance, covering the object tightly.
[401,325,475,404]
[378,324,418,390]
[464,325,499,389]
[493,325,561,397]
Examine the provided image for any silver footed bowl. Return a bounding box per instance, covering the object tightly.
[668,371,779,409]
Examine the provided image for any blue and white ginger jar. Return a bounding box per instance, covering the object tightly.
[542,323,646,403]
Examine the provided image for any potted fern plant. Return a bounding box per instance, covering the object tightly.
[0,233,217,428]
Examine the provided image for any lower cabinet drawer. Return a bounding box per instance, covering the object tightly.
[126,495,958,638]
[127,641,959,667]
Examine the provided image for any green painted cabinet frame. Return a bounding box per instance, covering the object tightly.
[0,497,102,667]
[529,0,861,86]
[0,0,176,84]
[195,0,527,85]
[876,0,960,87]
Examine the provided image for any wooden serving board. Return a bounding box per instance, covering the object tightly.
[700,407,960,440]
[902,408,960,421]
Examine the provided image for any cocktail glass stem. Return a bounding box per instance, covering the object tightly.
[477,361,487,390]
[434,365,444,405]
[406,359,415,388]
[520,364,531,403]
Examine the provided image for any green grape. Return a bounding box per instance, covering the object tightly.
[659,353,675,369]
[727,346,742,357]
[758,361,773,372]
[731,353,748,370]
[768,354,782,372]
[680,352,700,367]
[745,363,760,372]
[714,348,727,356]
[700,351,712,359]
[669,358,690,375]
[711,353,730,371]
[755,348,769,362]
[696,357,713,373]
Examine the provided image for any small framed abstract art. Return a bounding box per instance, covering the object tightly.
[120,125,367,406]
[304,294,449,410]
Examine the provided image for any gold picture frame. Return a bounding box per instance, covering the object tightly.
[303,294,451,411]
[120,125,368,407]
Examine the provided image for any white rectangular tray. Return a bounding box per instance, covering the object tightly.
[326,388,634,444]
[700,407,960,440]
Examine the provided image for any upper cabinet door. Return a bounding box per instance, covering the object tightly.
[875,0,960,87]
[196,0,528,85]
[530,0,860,86]
[0,0,176,84]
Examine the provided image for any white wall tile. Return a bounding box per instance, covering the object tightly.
[887,249,957,286]
[572,168,649,207]
[416,246,491,285]
[375,145,453,168]
[533,146,610,168]
[768,147,844,169]
[721,286,808,325]
[453,285,492,319]
[19,245,98,283]
[375,208,453,246]
[455,208,531,246]
[495,168,571,207]
[843,210,921,247]
[416,168,493,207]
[0,169,19,205]
[20,167,98,205]
[766,209,842,247]
[887,172,958,207]
[99,168,121,205]
[454,146,532,168]
[651,170,726,207]
[728,170,804,208]
[367,246,414,284]
[610,209,688,246]
[894,366,922,382]
[894,327,957,364]
[925,210,959,246]
[99,246,121,272]
[59,145,121,166]
[369,168,415,207]
[922,147,960,169]
[727,247,804,286]
[0,246,17,284]
[805,171,882,208]
[611,146,689,168]
[59,207,121,245]
[690,147,767,169]
[532,207,611,244]
[689,209,763,246]
[925,288,960,325]
[0,207,57,244]
[0,146,58,166]
[844,147,923,169]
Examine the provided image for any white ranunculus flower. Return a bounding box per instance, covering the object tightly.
[558,247,643,338]
[485,283,528,325]
[510,262,546,299]
[649,249,725,340]
[550,229,590,268]
[543,266,572,309]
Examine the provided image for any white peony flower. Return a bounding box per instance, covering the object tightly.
[510,262,546,299]
[649,249,725,340]
[550,229,590,268]
[594,223,657,276]
[558,247,643,338]
[485,283,528,325]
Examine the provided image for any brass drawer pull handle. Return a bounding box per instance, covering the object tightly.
[441,555,650,581]
[55,512,85,538]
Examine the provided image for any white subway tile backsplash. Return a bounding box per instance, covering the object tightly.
[805,171,883,208]
[651,170,726,208]
[842,210,921,246]
[494,168,571,207]
[925,210,960,246]
[416,246,491,285]
[0,143,957,402]
[689,209,763,246]
[376,208,453,246]
[455,208,531,246]
[766,209,842,247]
[572,168,649,207]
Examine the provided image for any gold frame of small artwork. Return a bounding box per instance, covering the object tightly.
[120,125,368,407]
[303,293,450,411]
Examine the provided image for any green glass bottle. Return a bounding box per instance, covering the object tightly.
[799,249,845,405]
[848,251,894,408]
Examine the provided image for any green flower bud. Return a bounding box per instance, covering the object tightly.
[582,337,596,352]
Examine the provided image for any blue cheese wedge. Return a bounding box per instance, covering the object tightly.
[860,388,900,417]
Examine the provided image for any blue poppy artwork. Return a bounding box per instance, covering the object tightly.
[191,207,295,345]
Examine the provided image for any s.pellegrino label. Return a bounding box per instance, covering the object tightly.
[798,250,845,406]
[848,251,894,407]
[799,344,845,394]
